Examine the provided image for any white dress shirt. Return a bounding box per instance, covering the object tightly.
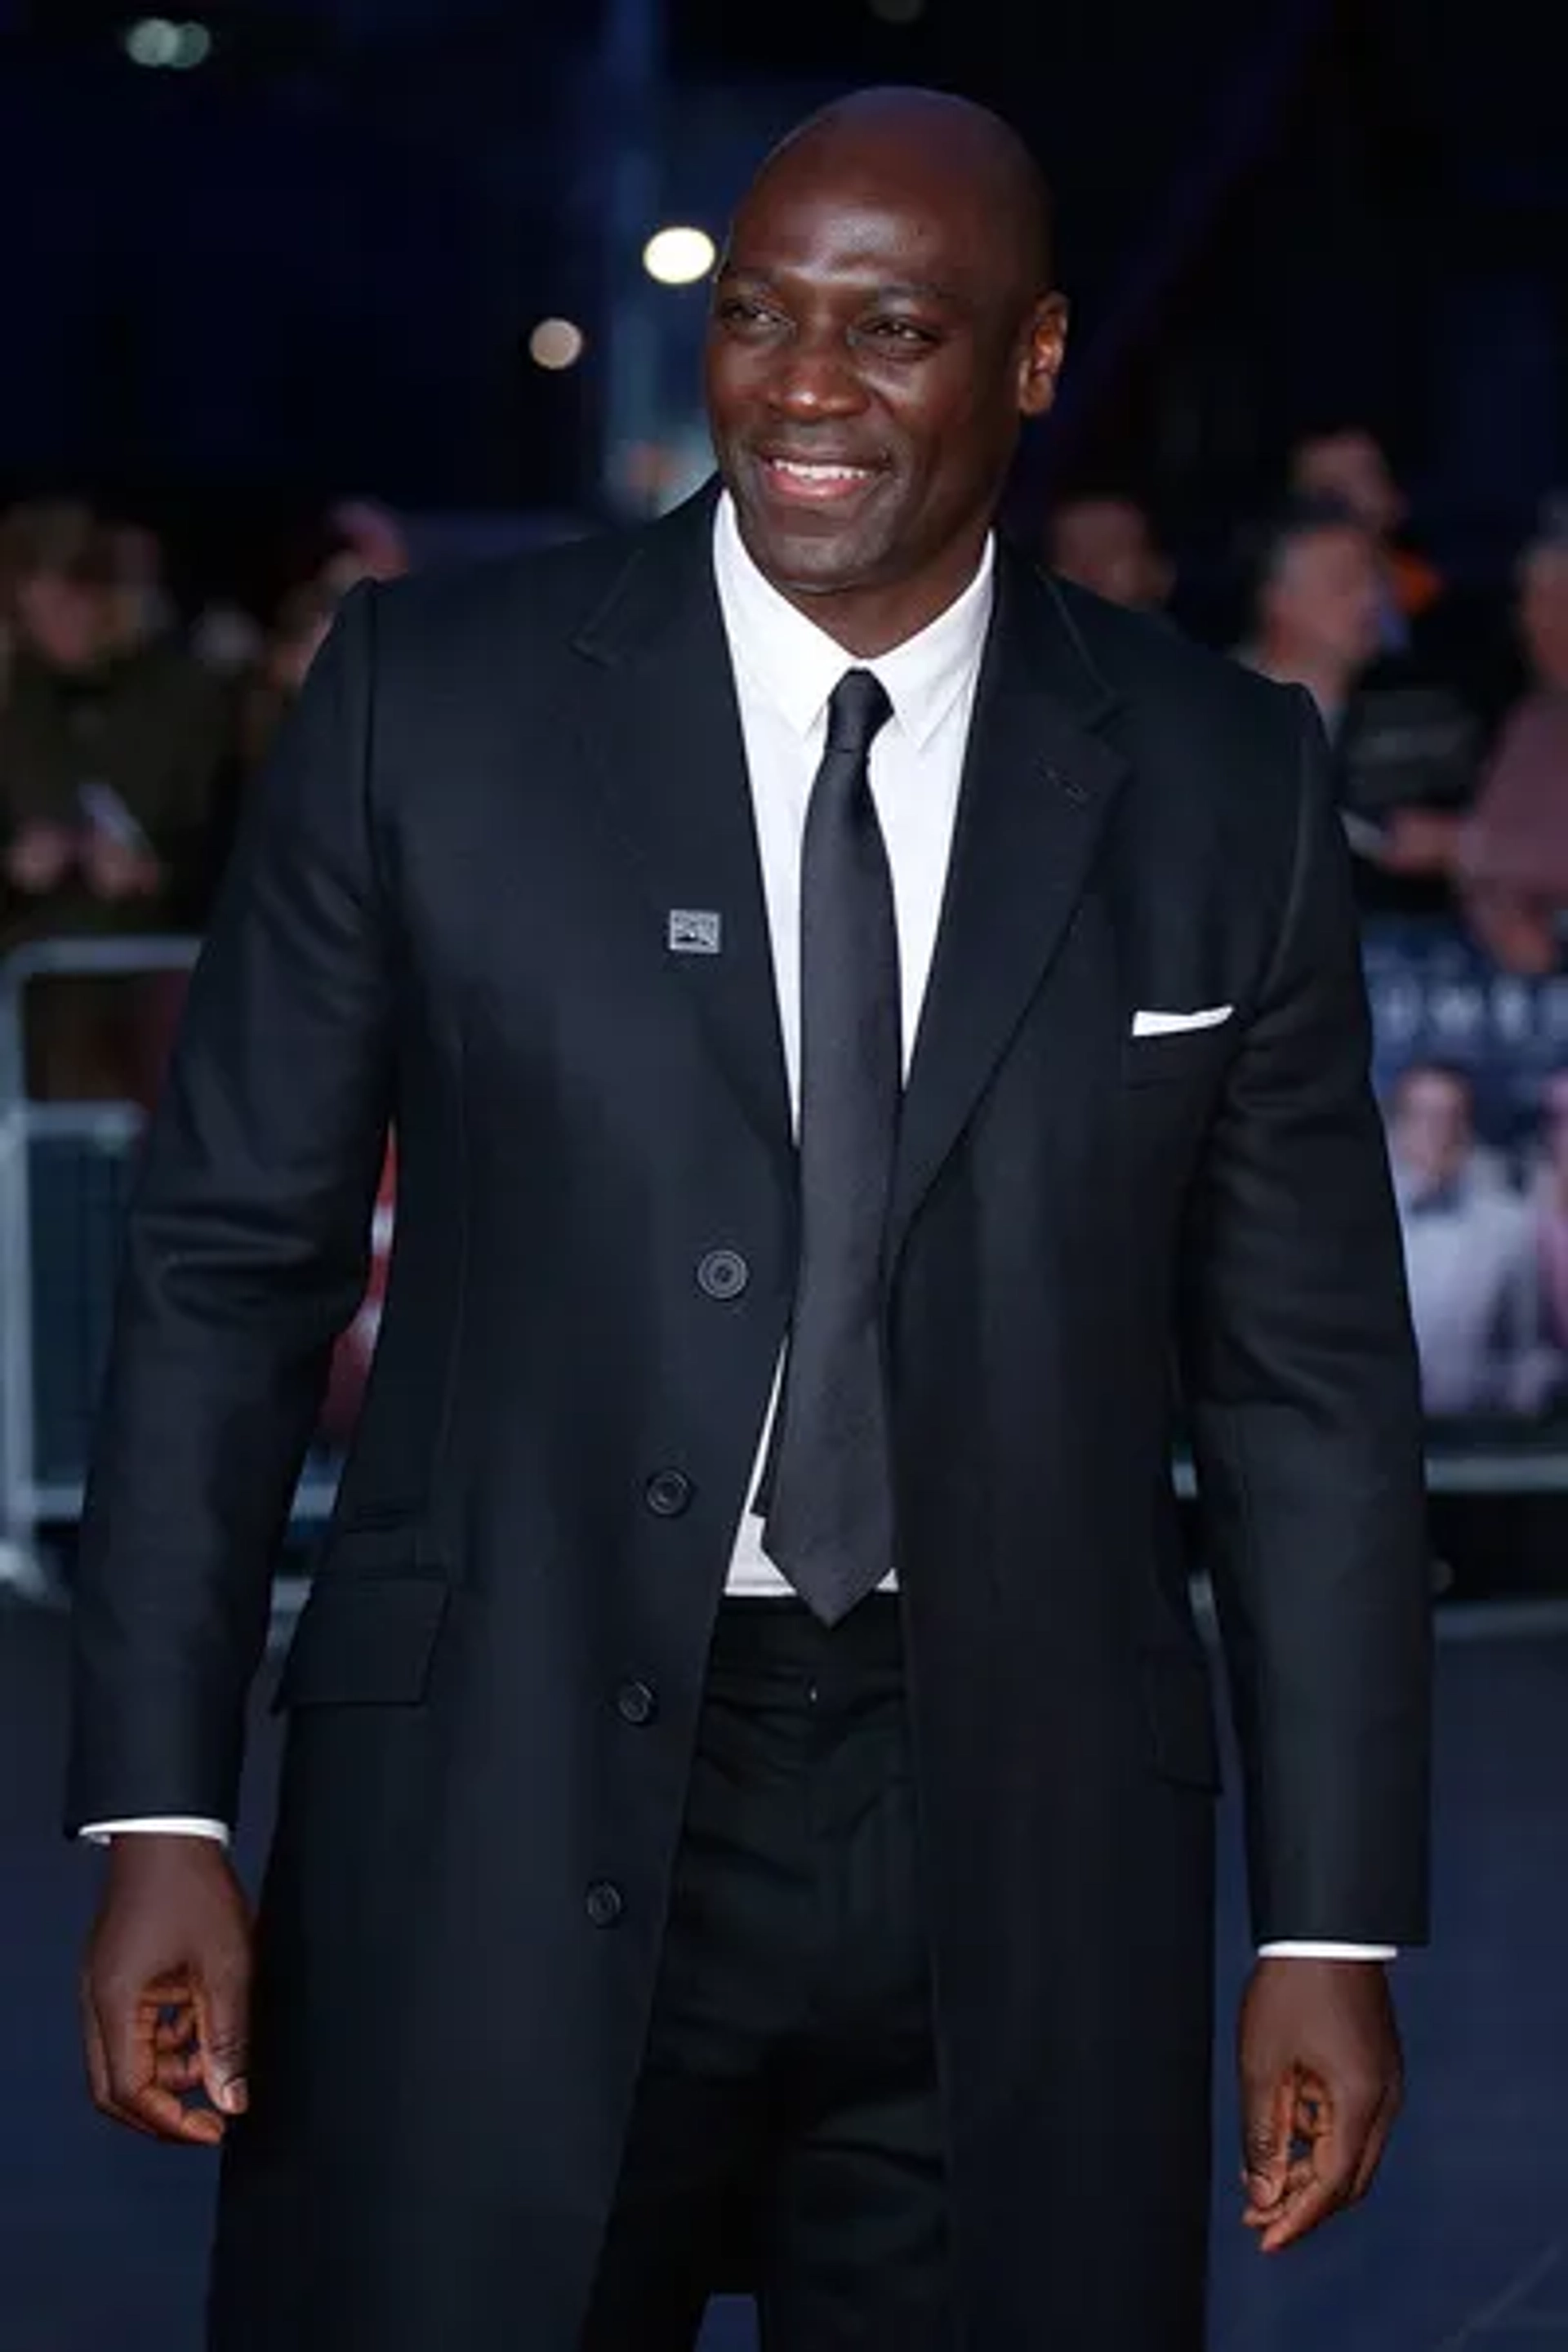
[713,488,991,1600]
[84,497,1394,1956]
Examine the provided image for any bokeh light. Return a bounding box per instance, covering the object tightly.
[528,318,586,372]
[642,228,717,287]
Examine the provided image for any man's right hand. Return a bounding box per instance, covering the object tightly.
[81,1834,253,2145]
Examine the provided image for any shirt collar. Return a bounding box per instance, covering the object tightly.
[712,490,995,751]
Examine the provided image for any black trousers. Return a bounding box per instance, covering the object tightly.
[582,1595,953,2350]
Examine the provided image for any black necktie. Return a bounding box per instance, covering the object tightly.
[761,668,899,1624]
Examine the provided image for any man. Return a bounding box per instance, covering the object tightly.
[1387,1061,1539,1416]
[0,500,231,1094]
[1045,490,1172,612]
[1241,501,1477,918]
[1288,423,1444,645]
[1241,499,1385,734]
[1454,526,1568,974]
[69,89,1430,2351]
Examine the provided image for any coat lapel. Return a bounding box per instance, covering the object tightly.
[889,547,1129,1254]
[572,501,1129,1232]
[572,486,795,1178]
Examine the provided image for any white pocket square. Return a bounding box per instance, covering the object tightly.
[1130,1004,1233,1039]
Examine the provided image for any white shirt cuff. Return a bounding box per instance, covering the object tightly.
[1258,1941,1397,1961]
[67,1833,1401,1963]
[78,1816,232,1846]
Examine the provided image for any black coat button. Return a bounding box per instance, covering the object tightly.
[616,1679,657,1726]
[585,1879,624,1928]
[644,1468,693,1517]
[697,1248,749,1301]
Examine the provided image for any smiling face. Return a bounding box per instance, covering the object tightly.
[705,100,1066,654]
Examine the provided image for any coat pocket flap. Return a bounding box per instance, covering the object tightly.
[1139,1650,1222,1792]
[270,1575,450,1713]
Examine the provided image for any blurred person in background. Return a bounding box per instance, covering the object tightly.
[1241,501,1479,915]
[200,573,348,907]
[1045,490,1172,611]
[0,501,232,1095]
[321,496,412,593]
[1453,526,1568,973]
[1387,1061,1540,1414]
[236,577,344,775]
[102,519,178,657]
[1289,423,1444,647]
[1241,498,1385,730]
[188,495,405,682]
[1527,1067,1568,1401]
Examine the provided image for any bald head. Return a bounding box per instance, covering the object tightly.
[742,87,1055,303]
[705,86,1067,656]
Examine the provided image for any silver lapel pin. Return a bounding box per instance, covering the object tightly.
[668,909,723,956]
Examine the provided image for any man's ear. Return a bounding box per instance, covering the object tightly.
[1018,294,1070,421]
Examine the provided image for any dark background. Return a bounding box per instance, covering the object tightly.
[3,8,1568,2348]
[2,0,1565,594]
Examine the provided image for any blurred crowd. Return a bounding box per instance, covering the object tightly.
[1049,425,1568,956]
[5,439,1565,1035]
[0,492,411,1098]
[6,433,1568,1426]
[1046,429,1568,1421]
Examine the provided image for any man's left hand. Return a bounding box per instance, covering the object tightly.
[1238,1958,1403,2252]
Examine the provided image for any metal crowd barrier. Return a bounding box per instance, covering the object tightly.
[0,937,341,1603]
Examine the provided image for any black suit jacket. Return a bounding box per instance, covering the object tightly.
[69,484,1431,2351]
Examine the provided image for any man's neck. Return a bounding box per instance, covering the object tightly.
[746,536,992,662]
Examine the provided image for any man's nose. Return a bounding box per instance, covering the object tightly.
[765,338,868,422]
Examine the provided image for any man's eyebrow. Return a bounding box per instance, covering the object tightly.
[871,278,969,308]
[717,265,971,310]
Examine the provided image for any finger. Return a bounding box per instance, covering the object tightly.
[84,1983,200,2140]
[1351,2087,1401,2203]
[80,1981,116,2112]
[1256,2172,1351,2252]
[1241,2068,1298,2216]
[114,2060,226,2141]
[98,1978,224,2144]
[109,2052,227,2145]
[1244,2153,1314,2230]
[1293,2081,1325,2141]
[194,1963,252,2118]
[153,2045,207,2094]
[1255,2148,1359,2252]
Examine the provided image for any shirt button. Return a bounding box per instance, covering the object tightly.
[644,1468,693,1517]
[696,1248,750,1301]
[616,1679,658,1727]
[585,1880,624,1929]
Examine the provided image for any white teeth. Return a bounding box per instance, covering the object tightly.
[768,458,871,482]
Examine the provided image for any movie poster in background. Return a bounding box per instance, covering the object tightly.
[1364,916,1568,1425]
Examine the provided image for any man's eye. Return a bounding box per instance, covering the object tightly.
[717,298,777,329]
[866,319,936,346]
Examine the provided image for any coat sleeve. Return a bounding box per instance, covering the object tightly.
[66,586,395,1833]
[1177,688,1432,1948]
